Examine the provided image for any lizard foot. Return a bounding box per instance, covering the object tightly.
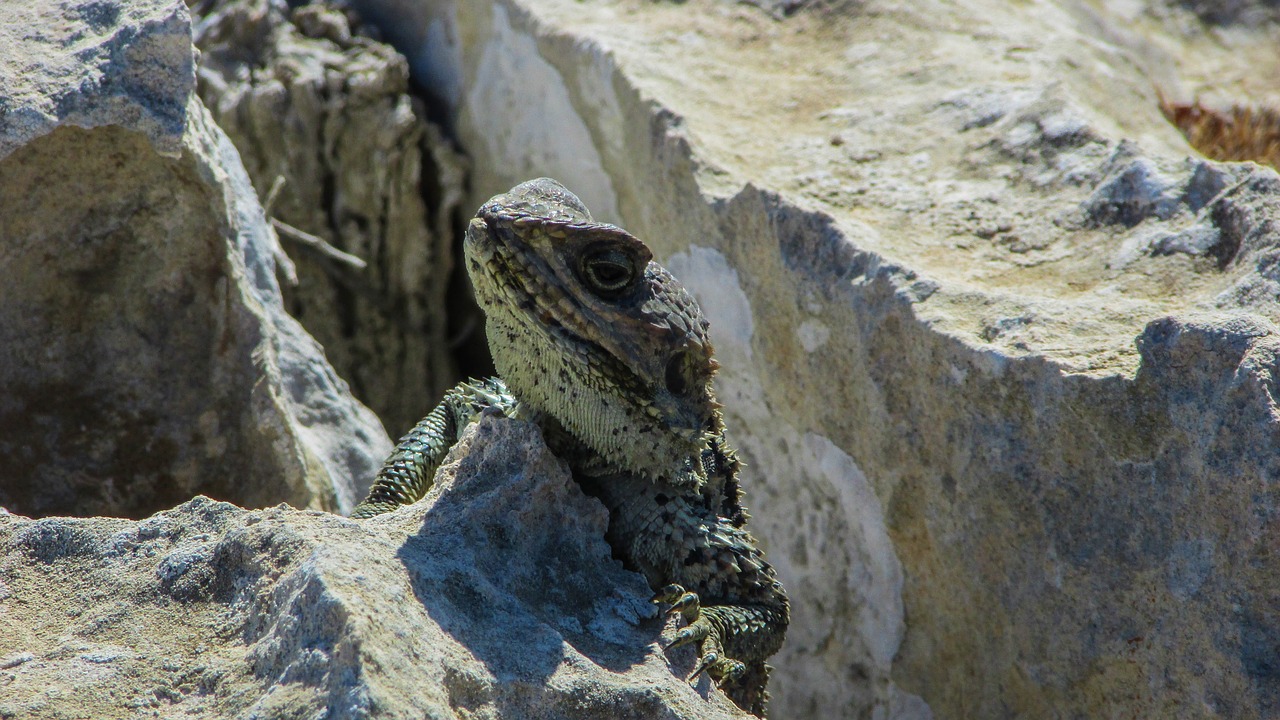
[653,584,748,688]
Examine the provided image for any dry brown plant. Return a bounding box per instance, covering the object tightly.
[1160,94,1280,171]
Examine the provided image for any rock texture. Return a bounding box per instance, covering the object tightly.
[0,0,193,159]
[193,0,475,433]
[0,417,751,720]
[348,0,1280,717]
[0,0,390,518]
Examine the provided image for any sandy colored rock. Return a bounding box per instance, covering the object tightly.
[348,0,1280,717]
[193,0,474,433]
[0,0,390,518]
[0,417,752,720]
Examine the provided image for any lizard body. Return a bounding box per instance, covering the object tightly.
[352,178,788,715]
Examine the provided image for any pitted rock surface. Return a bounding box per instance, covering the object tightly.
[0,418,751,720]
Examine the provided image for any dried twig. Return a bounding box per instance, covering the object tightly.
[271,217,369,271]
[262,175,287,217]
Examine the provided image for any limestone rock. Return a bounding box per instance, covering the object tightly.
[346,1,1280,717]
[0,417,752,720]
[0,0,193,160]
[193,0,473,433]
[0,0,390,518]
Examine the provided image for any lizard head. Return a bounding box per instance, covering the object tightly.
[464,178,722,484]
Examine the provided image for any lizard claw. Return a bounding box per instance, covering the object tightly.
[688,650,719,684]
[655,587,749,690]
[667,593,700,620]
[653,584,701,622]
[665,620,710,649]
[655,586,756,695]
[688,649,746,688]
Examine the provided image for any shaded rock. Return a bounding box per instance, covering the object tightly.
[1084,151,1187,227]
[0,0,390,518]
[1172,0,1280,24]
[346,0,1280,717]
[193,0,475,433]
[0,417,751,720]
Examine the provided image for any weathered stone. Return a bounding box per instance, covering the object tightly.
[0,0,390,518]
[0,0,193,160]
[193,0,473,433]
[347,1,1280,717]
[0,417,752,720]
[1172,0,1280,24]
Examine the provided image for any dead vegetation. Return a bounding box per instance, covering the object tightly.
[1160,95,1280,171]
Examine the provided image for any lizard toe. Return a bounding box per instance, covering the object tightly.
[687,648,746,689]
[664,619,710,649]
[687,650,719,684]
[711,658,747,688]
[651,583,687,605]
[666,591,701,622]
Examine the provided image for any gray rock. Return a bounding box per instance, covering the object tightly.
[0,0,194,161]
[0,0,390,518]
[0,417,751,720]
[1084,151,1187,227]
[1172,0,1280,24]
[346,0,1280,717]
[193,0,473,433]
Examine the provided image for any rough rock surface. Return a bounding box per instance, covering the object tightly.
[0,417,751,720]
[0,0,193,159]
[193,0,474,433]
[0,0,390,518]
[349,0,1280,717]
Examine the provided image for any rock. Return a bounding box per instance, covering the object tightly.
[0,0,391,518]
[0,0,193,160]
[1173,0,1280,24]
[345,1,1280,717]
[192,0,476,433]
[0,417,752,720]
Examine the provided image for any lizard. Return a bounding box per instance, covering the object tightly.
[351,178,789,716]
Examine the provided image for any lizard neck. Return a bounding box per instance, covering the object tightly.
[537,414,704,491]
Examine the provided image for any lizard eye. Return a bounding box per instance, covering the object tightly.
[581,248,635,297]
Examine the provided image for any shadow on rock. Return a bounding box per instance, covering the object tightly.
[392,415,659,681]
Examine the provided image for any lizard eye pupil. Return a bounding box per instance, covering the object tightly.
[582,249,635,296]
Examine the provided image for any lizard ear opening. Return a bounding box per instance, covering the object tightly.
[665,350,690,396]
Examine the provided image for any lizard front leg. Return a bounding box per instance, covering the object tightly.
[653,583,787,714]
[591,474,787,716]
[651,521,789,712]
[350,378,515,518]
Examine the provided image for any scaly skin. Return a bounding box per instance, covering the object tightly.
[351,178,788,716]
[350,378,515,518]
